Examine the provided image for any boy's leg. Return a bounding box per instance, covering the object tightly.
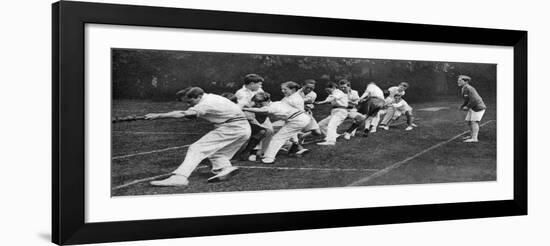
[370,111,382,130]
[405,110,415,130]
[470,121,480,141]
[240,128,265,160]
[207,130,250,182]
[346,114,366,134]
[379,107,395,129]
[262,120,306,162]
[173,125,250,176]
[463,109,484,142]
[324,109,348,143]
[258,120,274,157]
[152,124,250,186]
[317,116,330,136]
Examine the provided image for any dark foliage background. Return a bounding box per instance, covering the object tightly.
[112,49,496,102]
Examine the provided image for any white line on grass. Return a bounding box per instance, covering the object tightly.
[220,165,378,172]
[112,136,323,160]
[113,173,172,190]
[417,107,450,112]
[112,165,380,191]
[347,120,495,187]
[112,144,190,160]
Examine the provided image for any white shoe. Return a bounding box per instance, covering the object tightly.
[207,166,240,182]
[150,174,189,187]
[463,139,479,143]
[248,155,257,162]
[379,125,389,130]
[462,135,471,140]
[343,133,351,140]
[295,148,310,155]
[317,141,336,146]
[410,123,418,127]
[369,127,377,133]
[350,129,357,137]
[405,126,413,131]
[261,158,275,164]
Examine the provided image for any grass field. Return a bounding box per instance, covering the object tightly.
[111,98,496,196]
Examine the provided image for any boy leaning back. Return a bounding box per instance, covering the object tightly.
[243,92,310,164]
[315,82,349,146]
[145,87,251,186]
[457,75,486,143]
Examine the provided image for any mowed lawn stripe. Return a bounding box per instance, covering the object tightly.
[347,120,495,186]
[112,165,379,191]
[112,144,191,160]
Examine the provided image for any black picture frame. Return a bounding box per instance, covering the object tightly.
[52,1,527,245]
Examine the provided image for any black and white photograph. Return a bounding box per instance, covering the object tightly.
[111,48,497,196]
[5,0,547,245]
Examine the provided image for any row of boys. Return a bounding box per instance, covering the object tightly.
[144,74,417,187]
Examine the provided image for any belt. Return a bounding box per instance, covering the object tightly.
[222,117,248,124]
[332,106,348,109]
[288,111,304,120]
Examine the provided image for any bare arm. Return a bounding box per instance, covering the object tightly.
[242,107,270,114]
[145,110,197,120]
[315,95,334,105]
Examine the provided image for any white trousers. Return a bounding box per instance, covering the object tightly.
[263,114,310,160]
[318,108,348,142]
[172,121,251,177]
[365,110,383,128]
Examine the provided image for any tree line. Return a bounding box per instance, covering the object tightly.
[112,48,496,102]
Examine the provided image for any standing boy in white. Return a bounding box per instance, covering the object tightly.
[315,82,349,145]
[146,87,251,186]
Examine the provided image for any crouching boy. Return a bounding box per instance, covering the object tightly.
[343,96,387,138]
[315,82,349,145]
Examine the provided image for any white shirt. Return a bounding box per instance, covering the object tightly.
[347,89,360,105]
[234,86,264,108]
[388,86,405,98]
[323,89,348,107]
[188,93,246,124]
[263,101,302,122]
[299,90,317,110]
[361,83,384,99]
[282,92,305,110]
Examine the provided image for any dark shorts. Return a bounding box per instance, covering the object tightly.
[357,97,386,117]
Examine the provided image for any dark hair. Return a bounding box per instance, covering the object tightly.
[326,82,338,89]
[303,79,317,86]
[338,79,351,86]
[281,81,301,91]
[251,92,271,103]
[243,74,264,85]
[458,75,471,83]
[175,87,204,101]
